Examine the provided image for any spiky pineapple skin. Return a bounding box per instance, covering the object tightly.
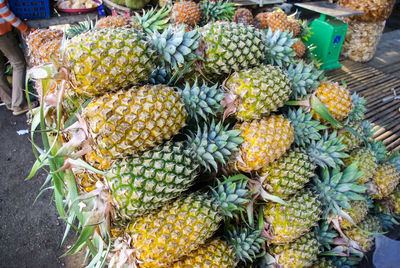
[198,22,265,76]
[106,142,197,220]
[26,29,63,66]
[234,114,294,172]
[313,81,353,122]
[83,85,187,166]
[224,65,291,120]
[271,232,319,268]
[292,39,305,58]
[172,239,236,268]
[126,193,222,267]
[264,189,322,244]
[371,163,400,199]
[65,28,156,96]
[253,12,268,29]
[341,200,369,230]
[345,215,381,252]
[96,15,130,28]
[340,120,363,152]
[311,257,336,268]
[389,186,400,215]
[345,148,377,184]
[260,149,315,199]
[233,8,253,25]
[172,1,201,26]
[266,10,292,33]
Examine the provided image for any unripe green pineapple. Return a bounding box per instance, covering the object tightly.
[270,232,319,268]
[259,148,316,200]
[264,189,322,244]
[345,147,378,184]
[119,177,249,267]
[105,121,243,220]
[340,199,369,230]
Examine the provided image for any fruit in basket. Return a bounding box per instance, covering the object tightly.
[199,0,235,25]
[57,0,98,9]
[292,39,305,57]
[116,177,249,267]
[233,8,253,25]
[264,189,322,244]
[104,121,242,220]
[269,232,319,268]
[222,64,291,121]
[173,227,264,267]
[233,114,294,172]
[172,1,201,26]
[345,148,378,184]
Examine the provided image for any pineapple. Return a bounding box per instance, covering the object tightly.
[233,114,294,172]
[222,64,292,121]
[253,12,268,29]
[173,227,265,267]
[263,189,322,244]
[388,186,400,215]
[269,232,319,268]
[96,15,130,28]
[345,147,378,184]
[259,148,316,199]
[292,39,306,57]
[266,9,296,34]
[117,177,249,267]
[104,121,242,220]
[340,200,369,230]
[344,214,382,252]
[172,1,201,26]
[369,162,400,199]
[65,28,156,96]
[199,0,235,25]
[312,81,353,122]
[288,17,301,37]
[311,257,336,268]
[233,8,253,25]
[339,120,364,152]
[83,82,224,170]
[26,29,63,66]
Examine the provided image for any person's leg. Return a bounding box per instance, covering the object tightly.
[0,31,27,110]
[0,37,12,109]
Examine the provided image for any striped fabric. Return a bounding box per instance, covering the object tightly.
[0,0,28,35]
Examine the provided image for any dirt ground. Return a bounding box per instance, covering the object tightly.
[0,106,84,268]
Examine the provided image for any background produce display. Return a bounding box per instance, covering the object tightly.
[339,0,396,62]
[25,2,400,267]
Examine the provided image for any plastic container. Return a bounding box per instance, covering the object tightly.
[338,0,395,22]
[341,19,386,63]
[8,0,51,20]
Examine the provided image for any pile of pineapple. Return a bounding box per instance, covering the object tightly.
[26,2,400,267]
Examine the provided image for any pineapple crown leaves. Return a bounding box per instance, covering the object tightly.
[199,0,235,26]
[299,19,312,40]
[286,107,327,147]
[314,221,339,251]
[135,6,171,35]
[263,28,296,68]
[151,26,200,71]
[66,19,96,39]
[388,151,400,172]
[312,162,367,221]
[361,120,374,141]
[147,67,172,85]
[285,60,323,99]
[225,226,266,263]
[366,140,388,163]
[211,174,250,218]
[345,93,367,124]
[306,131,348,168]
[180,79,225,122]
[187,120,243,171]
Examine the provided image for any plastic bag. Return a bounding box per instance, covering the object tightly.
[338,0,395,22]
[341,19,386,62]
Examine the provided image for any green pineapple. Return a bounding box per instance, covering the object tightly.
[114,176,249,267]
[105,120,242,220]
[263,189,322,244]
[345,147,378,185]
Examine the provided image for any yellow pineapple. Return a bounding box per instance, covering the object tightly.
[26,29,63,66]
[340,199,369,229]
[172,1,201,26]
[253,12,268,29]
[96,15,130,28]
[369,163,400,199]
[292,39,306,57]
[233,114,294,172]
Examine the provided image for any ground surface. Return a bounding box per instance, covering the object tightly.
[0,108,83,268]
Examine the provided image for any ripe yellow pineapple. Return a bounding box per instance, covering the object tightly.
[233,114,294,172]
[312,81,353,122]
[292,39,306,57]
[96,15,130,28]
[388,185,400,215]
[172,1,201,26]
[253,12,268,29]
[26,29,63,66]
[344,215,382,252]
[345,147,378,184]
[369,162,400,199]
[340,199,369,230]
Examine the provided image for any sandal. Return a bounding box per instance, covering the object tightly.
[13,101,38,116]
